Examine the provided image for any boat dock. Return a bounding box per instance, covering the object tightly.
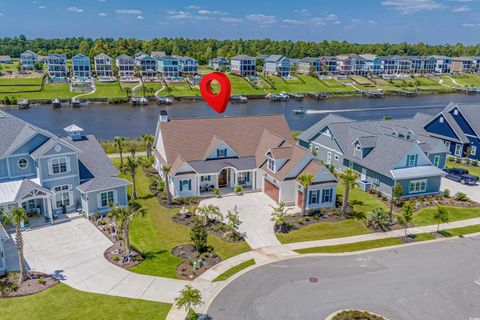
[389,90,418,97]
[456,87,480,95]
[288,93,304,101]
[307,92,329,100]
[156,96,174,105]
[363,91,385,98]
[18,99,30,109]
[266,92,289,101]
[230,95,248,103]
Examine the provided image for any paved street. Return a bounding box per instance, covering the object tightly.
[441,177,480,203]
[207,236,480,320]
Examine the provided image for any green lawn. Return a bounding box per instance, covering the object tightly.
[446,159,480,177]
[440,224,480,237]
[413,206,480,226]
[0,283,171,320]
[264,75,353,93]
[213,259,256,282]
[112,158,251,278]
[294,237,402,254]
[451,74,480,87]
[277,185,386,244]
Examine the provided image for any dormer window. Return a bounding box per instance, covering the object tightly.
[267,157,276,172]
[439,116,444,123]
[453,109,459,115]
[217,148,227,158]
[407,154,418,167]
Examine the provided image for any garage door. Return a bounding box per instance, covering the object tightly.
[264,179,279,202]
[297,190,303,208]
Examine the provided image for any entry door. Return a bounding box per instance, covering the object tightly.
[218,169,228,187]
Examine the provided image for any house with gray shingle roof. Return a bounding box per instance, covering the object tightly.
[423,103,480,160]
[264,55,291,77]
[0,110,129,228]
[230,55,256,77]
[299,113,447,198]
[153,113,337,209]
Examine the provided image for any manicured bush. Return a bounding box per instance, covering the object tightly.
[455,192,469,201]
[332,310,385,320]
[443,189,450,198]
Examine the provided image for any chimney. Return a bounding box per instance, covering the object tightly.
[159,110,169,122]
[63,124,84,141]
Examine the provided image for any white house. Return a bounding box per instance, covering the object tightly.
[94,53,114,78]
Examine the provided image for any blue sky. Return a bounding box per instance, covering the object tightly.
[1,0,480,44]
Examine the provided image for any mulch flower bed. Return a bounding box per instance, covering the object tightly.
[172,245,222,280]
[172,212,244,243]
[397,231,446,244]
[0,272,58,298]
[274,208,349,234]
[90,215,143,269]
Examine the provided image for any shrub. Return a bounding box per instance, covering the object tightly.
[365,207,390,231]
[455,192,469,201]
[11,283,19,291]
[213,188,220,197]
[38,276,46,285]
[297,219,304,225]
[455,157,462,163]
[448,156,455,162]
[112,255,120,262]
[234,185,243,194]
[108,97,129,104]
[443,189,450,198]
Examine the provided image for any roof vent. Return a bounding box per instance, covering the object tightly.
[64,124,84,141]
[159,110,169,122]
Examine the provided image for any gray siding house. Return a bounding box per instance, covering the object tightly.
[0,111,130,225]
[299,114,447,198]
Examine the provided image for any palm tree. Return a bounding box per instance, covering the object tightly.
[339,168,360,214]
[297,173,315,215]
[126,156,141,200]
[142,134,155,158]
[114,136,125,166]
[1,208,28,285]
[162,165,172,205]
[108,201,146,254]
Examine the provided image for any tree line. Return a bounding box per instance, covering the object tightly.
[2,35,480,65]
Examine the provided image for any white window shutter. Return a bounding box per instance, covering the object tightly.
[48,159,53,175]
[97,193,101,208]
[66,157,71,173]
[114,190,118,205]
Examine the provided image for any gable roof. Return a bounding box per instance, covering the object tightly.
[446,103,480,137]
[265,55,286,63]
[156,115,292,164]
[298,114,353,142]
[94,53,111,59]
[231,55,256,61]
[423,102,469,143]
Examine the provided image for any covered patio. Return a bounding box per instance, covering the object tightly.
[197,167,256,195]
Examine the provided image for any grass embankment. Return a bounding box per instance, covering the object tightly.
[295,238,402,254]
[100,138,147,154]
[446,158,480,177]
[111,158,250,278]
[413,206,480,226]
[213,259,256,282]
[0,283,171,320]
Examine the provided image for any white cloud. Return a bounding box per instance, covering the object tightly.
[137,15,144,20]
[197,9,227,15]
[294,8,310,16]
[452,5,470,12]
[116,9,142,15]
[246,13,277,24]
[283,19,306,25]
[98,0,107,2]
[67,6,84,13]
[167,10,191,20]
[0,12,4,16]
[98,12,107,16]
[325,13,338,21]
[462,23,480,27]
[38,5,46,9]
[187,5,200,10]
[220,17,242,23]
[198,9,210,14]
[381,0,445,14]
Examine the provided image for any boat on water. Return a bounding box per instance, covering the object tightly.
[18,99,30,109]
[266,92,289,101]
[71,97,81,108]
[230,95,248,103]
[52,98,62,108]
[131,97,149,106]
[293,106,307,114]
[156,96,174,105]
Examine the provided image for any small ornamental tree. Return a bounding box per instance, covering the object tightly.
[225,205,242,240]
[390,182,403,220]
[175,285,203,316]
[433,206,449,235]
[397,201,414,237]
[270,201,291,233]
[191,218,208,253]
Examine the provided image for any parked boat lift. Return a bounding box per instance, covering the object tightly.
[362,90,385,98]
[156,96,174,105]
[288,93,304,101]
[230,95,248,103]
[456,87,480,95]
[307,92,329,100]
[131,96,149,106]
[52,98,62,108]
[17,99,30,109]
[266,92,289,101]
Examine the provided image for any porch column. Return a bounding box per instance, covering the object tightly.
[46,198,53,225]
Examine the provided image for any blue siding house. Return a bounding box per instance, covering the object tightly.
[71,54,91,79]
[264,55,291,77]
[0,111,130,225]
[298,113,447,198]
[424,103,480,161]
[156,56,181,79]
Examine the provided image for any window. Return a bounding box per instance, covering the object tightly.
[322,189,332,203]
[433,155,441,167]
[407,154,418,167]
[454,144,462,157]
[179,179,191,192]
[99,190,115,208]
[200,175,211,182]
[471,146,477,156]
[409,179,427,193]
[49,157,69,175]
[237,172,251,185]
[267,157,276,172]
[217,148,227,158]
[439,116,444,123]
[53,185,72,208]
[444,141,451,150]
[309,190,319,204]
[18,158,28,169]
[453,109,459,115]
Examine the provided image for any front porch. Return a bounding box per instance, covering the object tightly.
[198,168,257,196]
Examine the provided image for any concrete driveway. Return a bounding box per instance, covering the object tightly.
[208,236,480,320]
[441,177,480,203]
[200,192,281,249]
[13,218,187,303]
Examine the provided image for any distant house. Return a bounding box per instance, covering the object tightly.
[151,51,166,59]
[430,55,452,74]
[135,54,157,78]
[320,56,338,74]
[299,113,447,198]
[230,55,256,77]
[209,57,229,70]
[451,57,475,73]
[298,57,321,75]
[94,53,114,78]
[176,56,198,76]
[359,54,383,75]
[153,114,337,209]
[47,53,68,80]
[336,54,365,75]
[423,103,480,161]
[20,50,37,70]
[115,54,135,79]
[71,54,91,79]
[0,55,12,64]
[264,55,291,77]
[156,56,180,79]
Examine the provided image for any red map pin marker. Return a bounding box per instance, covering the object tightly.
[200,72,231,113]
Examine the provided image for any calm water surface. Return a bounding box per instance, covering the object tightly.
[3,94,480,139]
